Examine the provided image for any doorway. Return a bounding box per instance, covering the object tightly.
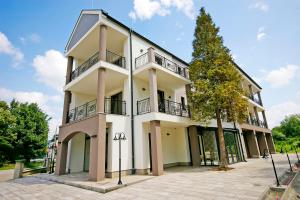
[111,92,122,114]
[157,90,165,113]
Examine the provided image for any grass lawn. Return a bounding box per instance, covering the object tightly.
[0,163,15,171]
[0,161,44,171]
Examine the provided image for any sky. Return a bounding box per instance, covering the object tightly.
[0,0,300,138]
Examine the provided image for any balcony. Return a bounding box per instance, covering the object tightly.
[137,98,190,117]
[68,98,126,122]
[248,94,262,106]
[245,117,267,128]
[71,50,126,81]
[135,52,189,79]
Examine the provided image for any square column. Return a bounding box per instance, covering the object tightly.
[149,68,158,112]
[256,132,269,155]
[99,25,107,61]
[254,106,260,123]
[266,133,276,153]
[66,56,73,84]
[150,120,163,176]
[262,111,268,128]
[89,114,106,181]
[62,91,71,125]
[188,126,201,166]
[97,68,106,113]
[245,131,260,158]
[55,141,68,175]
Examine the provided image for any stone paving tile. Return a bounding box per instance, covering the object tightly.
[0,154,297,200]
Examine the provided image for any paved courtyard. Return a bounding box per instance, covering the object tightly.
[0,154,297,200]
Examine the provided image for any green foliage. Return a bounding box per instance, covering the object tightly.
[189,8,248,124]
[0,101,16,166]
[188,8,248,168]
[0,99,49,165]
[272,114,300,153]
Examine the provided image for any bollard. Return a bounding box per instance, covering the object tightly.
[295,147,300,163]
[286,151,293,172]
[13,159,25,179]
[270,153,280,187]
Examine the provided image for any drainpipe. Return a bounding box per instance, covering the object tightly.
[129,29,135,174]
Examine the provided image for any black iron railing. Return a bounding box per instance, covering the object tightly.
[106,50,126,69]
[249,94,262,106]
[104,98,126,115]
[136,98,190,117]
[137,98,151,115]
[245,117,267,128]
[68,99,97,122]
[68,98,126,122]
[135,52,148,68]
[135,52,189,79]
[71,50,126,81]
[159,99,190,117]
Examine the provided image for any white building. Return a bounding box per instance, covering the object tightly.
[55,10,275,181]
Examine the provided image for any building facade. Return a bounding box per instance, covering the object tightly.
[55,10,275,181]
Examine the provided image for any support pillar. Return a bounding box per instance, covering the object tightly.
[97,68,106,113]
[149,68,158,112]
[266,133,276,153]
[257,91,263,106]
[150,120,163,176]
[147,47,155,63]
[256,132,268,155]
[254,106,260,125]
[248,85,254,98]
[66,56,73,84]
[62,91,71,125]
[246,131,260,158]
[262,110,268,128]
[188,126,201,166]
[99,25,107,61]
[55,141,68,175]
[89,114,106,181]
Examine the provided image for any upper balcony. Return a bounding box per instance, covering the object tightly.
[133,48,190,90]
[136,97,190,118]
[71,50,126,81]
[68,98,126,123]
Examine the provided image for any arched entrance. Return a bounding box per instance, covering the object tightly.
[55,114,107,181]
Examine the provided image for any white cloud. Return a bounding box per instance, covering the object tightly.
[129,0,195,20]
[267,101,300,128]
[264,64,299,87]
[19,33,41,45]
[0,87,63,139]
[0,32,24,66]
[250,1,269,12]
[257,26,267,41]
[32,50,67,92]
[176,32,185,41]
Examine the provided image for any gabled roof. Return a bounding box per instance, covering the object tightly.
[65,9,262,89]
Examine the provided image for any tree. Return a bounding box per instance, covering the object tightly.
[279,114,300,137]
[0,101,16,166]
[10,100,49,162]
[188,8,248,169]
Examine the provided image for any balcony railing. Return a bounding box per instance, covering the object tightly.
[104,98,126,115]
[68,98,126,123]
[71,50,126,81]
[245,117,267,128]
[135,52,189,79]
[137,98,190,117]
[249,94,262,106]
[68,100,97,122]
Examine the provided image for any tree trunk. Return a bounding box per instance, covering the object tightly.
[216,109,228,169]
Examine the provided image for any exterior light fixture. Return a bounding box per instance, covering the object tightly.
[113,132,126,185]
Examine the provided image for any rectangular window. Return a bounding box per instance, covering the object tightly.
[181,97,186,110]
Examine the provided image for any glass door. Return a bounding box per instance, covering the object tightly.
[111,92,122,114]
[201,131,219,165]
[224,131,241,164]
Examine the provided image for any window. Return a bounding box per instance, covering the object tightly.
[181,97,186,110]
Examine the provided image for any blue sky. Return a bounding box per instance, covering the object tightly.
[0,0,300,137]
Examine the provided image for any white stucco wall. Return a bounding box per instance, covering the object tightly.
[69,133,86,173]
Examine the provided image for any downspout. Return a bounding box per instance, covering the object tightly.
[129,29,135,174]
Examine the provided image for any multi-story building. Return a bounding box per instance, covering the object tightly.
[55,10,276,181]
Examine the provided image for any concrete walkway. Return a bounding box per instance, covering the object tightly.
[0,154,297,200]
[0,170,14,182]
